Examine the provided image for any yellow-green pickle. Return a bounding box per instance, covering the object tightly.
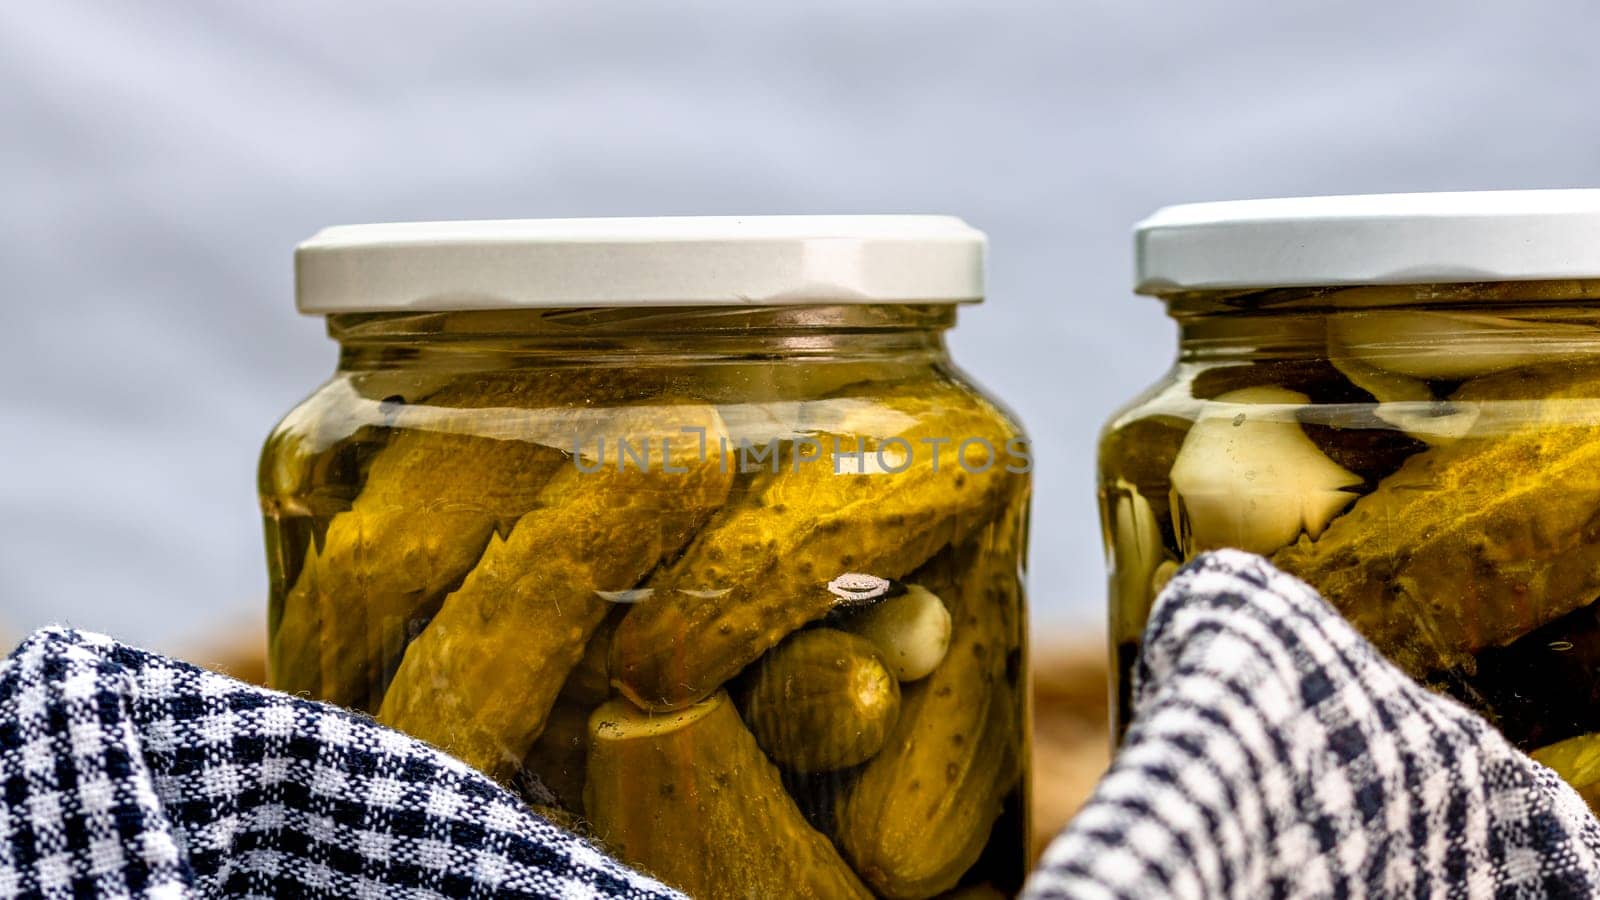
[263,217,1031,898]
[1103,192,1600,816]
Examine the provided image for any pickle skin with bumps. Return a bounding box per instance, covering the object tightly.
[270,429,564,711]
[611,383,1025,712]
[740,628,902,773]
[585,691,873,900]
[1275,362,1600,676]
[377,405,733,782]
[835,542,1023,900]
[269,372,635,711]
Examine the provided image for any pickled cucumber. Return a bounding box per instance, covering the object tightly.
[585,691,873,899]
[611,383,1023,712]
[740,628,901,773]
[378,404,733,781]
[836,543,1022,899]
[270,383,572,710]
[1275,363,1600,676]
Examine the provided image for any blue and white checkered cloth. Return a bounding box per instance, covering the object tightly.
[1024,550,1600,899]
[0,627,680,899]
[9,552,1600,898]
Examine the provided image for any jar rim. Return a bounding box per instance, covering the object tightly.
[296,215,985,314]
[1135,189,1600,295]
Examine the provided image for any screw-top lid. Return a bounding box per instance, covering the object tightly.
[295,215,986,313]
[1135,189,1600,295]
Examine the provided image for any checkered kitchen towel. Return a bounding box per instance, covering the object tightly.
[1024,550,1600,899]
[0,627,680,899]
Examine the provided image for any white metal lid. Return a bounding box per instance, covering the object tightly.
[295,215,985,313]
[1134,189,1600,295]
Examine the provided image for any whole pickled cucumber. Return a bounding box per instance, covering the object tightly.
[611,382,1024,711]
[740,628,901,773]
[585,691,872,900]
[835,541,1022,900]
[270,379,575,710]
[378,404,734,781]
[1274,362,1600,676]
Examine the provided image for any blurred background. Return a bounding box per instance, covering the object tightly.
[4,0,1600,655]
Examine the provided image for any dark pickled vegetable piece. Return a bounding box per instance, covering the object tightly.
[1190,358,1373,404]
[559,606,626,706]
[1299,420,1428,487]
[585,692,873,899]
[517,698,591,813]
[1097,414,1189,533]
[1452,597,1600,750]
[378,405,733,782]
[1274,362,1600,677]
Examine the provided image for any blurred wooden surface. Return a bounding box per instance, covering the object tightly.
[187,630,1113,862]
[1029,642,1111,861]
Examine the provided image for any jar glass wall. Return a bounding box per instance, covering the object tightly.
[1100,280,1600,803]
[261,305,1032,898]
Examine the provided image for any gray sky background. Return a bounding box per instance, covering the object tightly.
[4,1,1599,652]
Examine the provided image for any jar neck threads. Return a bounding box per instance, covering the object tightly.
[1166,281,1600,367]
[328,305,957,372]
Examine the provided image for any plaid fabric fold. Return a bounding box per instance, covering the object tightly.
[1025,550,1600,900]
[0,627,681,899]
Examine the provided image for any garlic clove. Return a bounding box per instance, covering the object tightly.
[1329,350,1479,446]
[1169,387,1362,556]
[844,583,952,682]
[1109,482,1168,644]
[1329,311,1598,380]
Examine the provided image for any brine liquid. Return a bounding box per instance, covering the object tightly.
[263,360,1032,899]
[1102,300,1600,806]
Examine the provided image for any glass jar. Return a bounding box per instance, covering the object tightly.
[1101,191,1600,807]
[261,217,1032,898]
